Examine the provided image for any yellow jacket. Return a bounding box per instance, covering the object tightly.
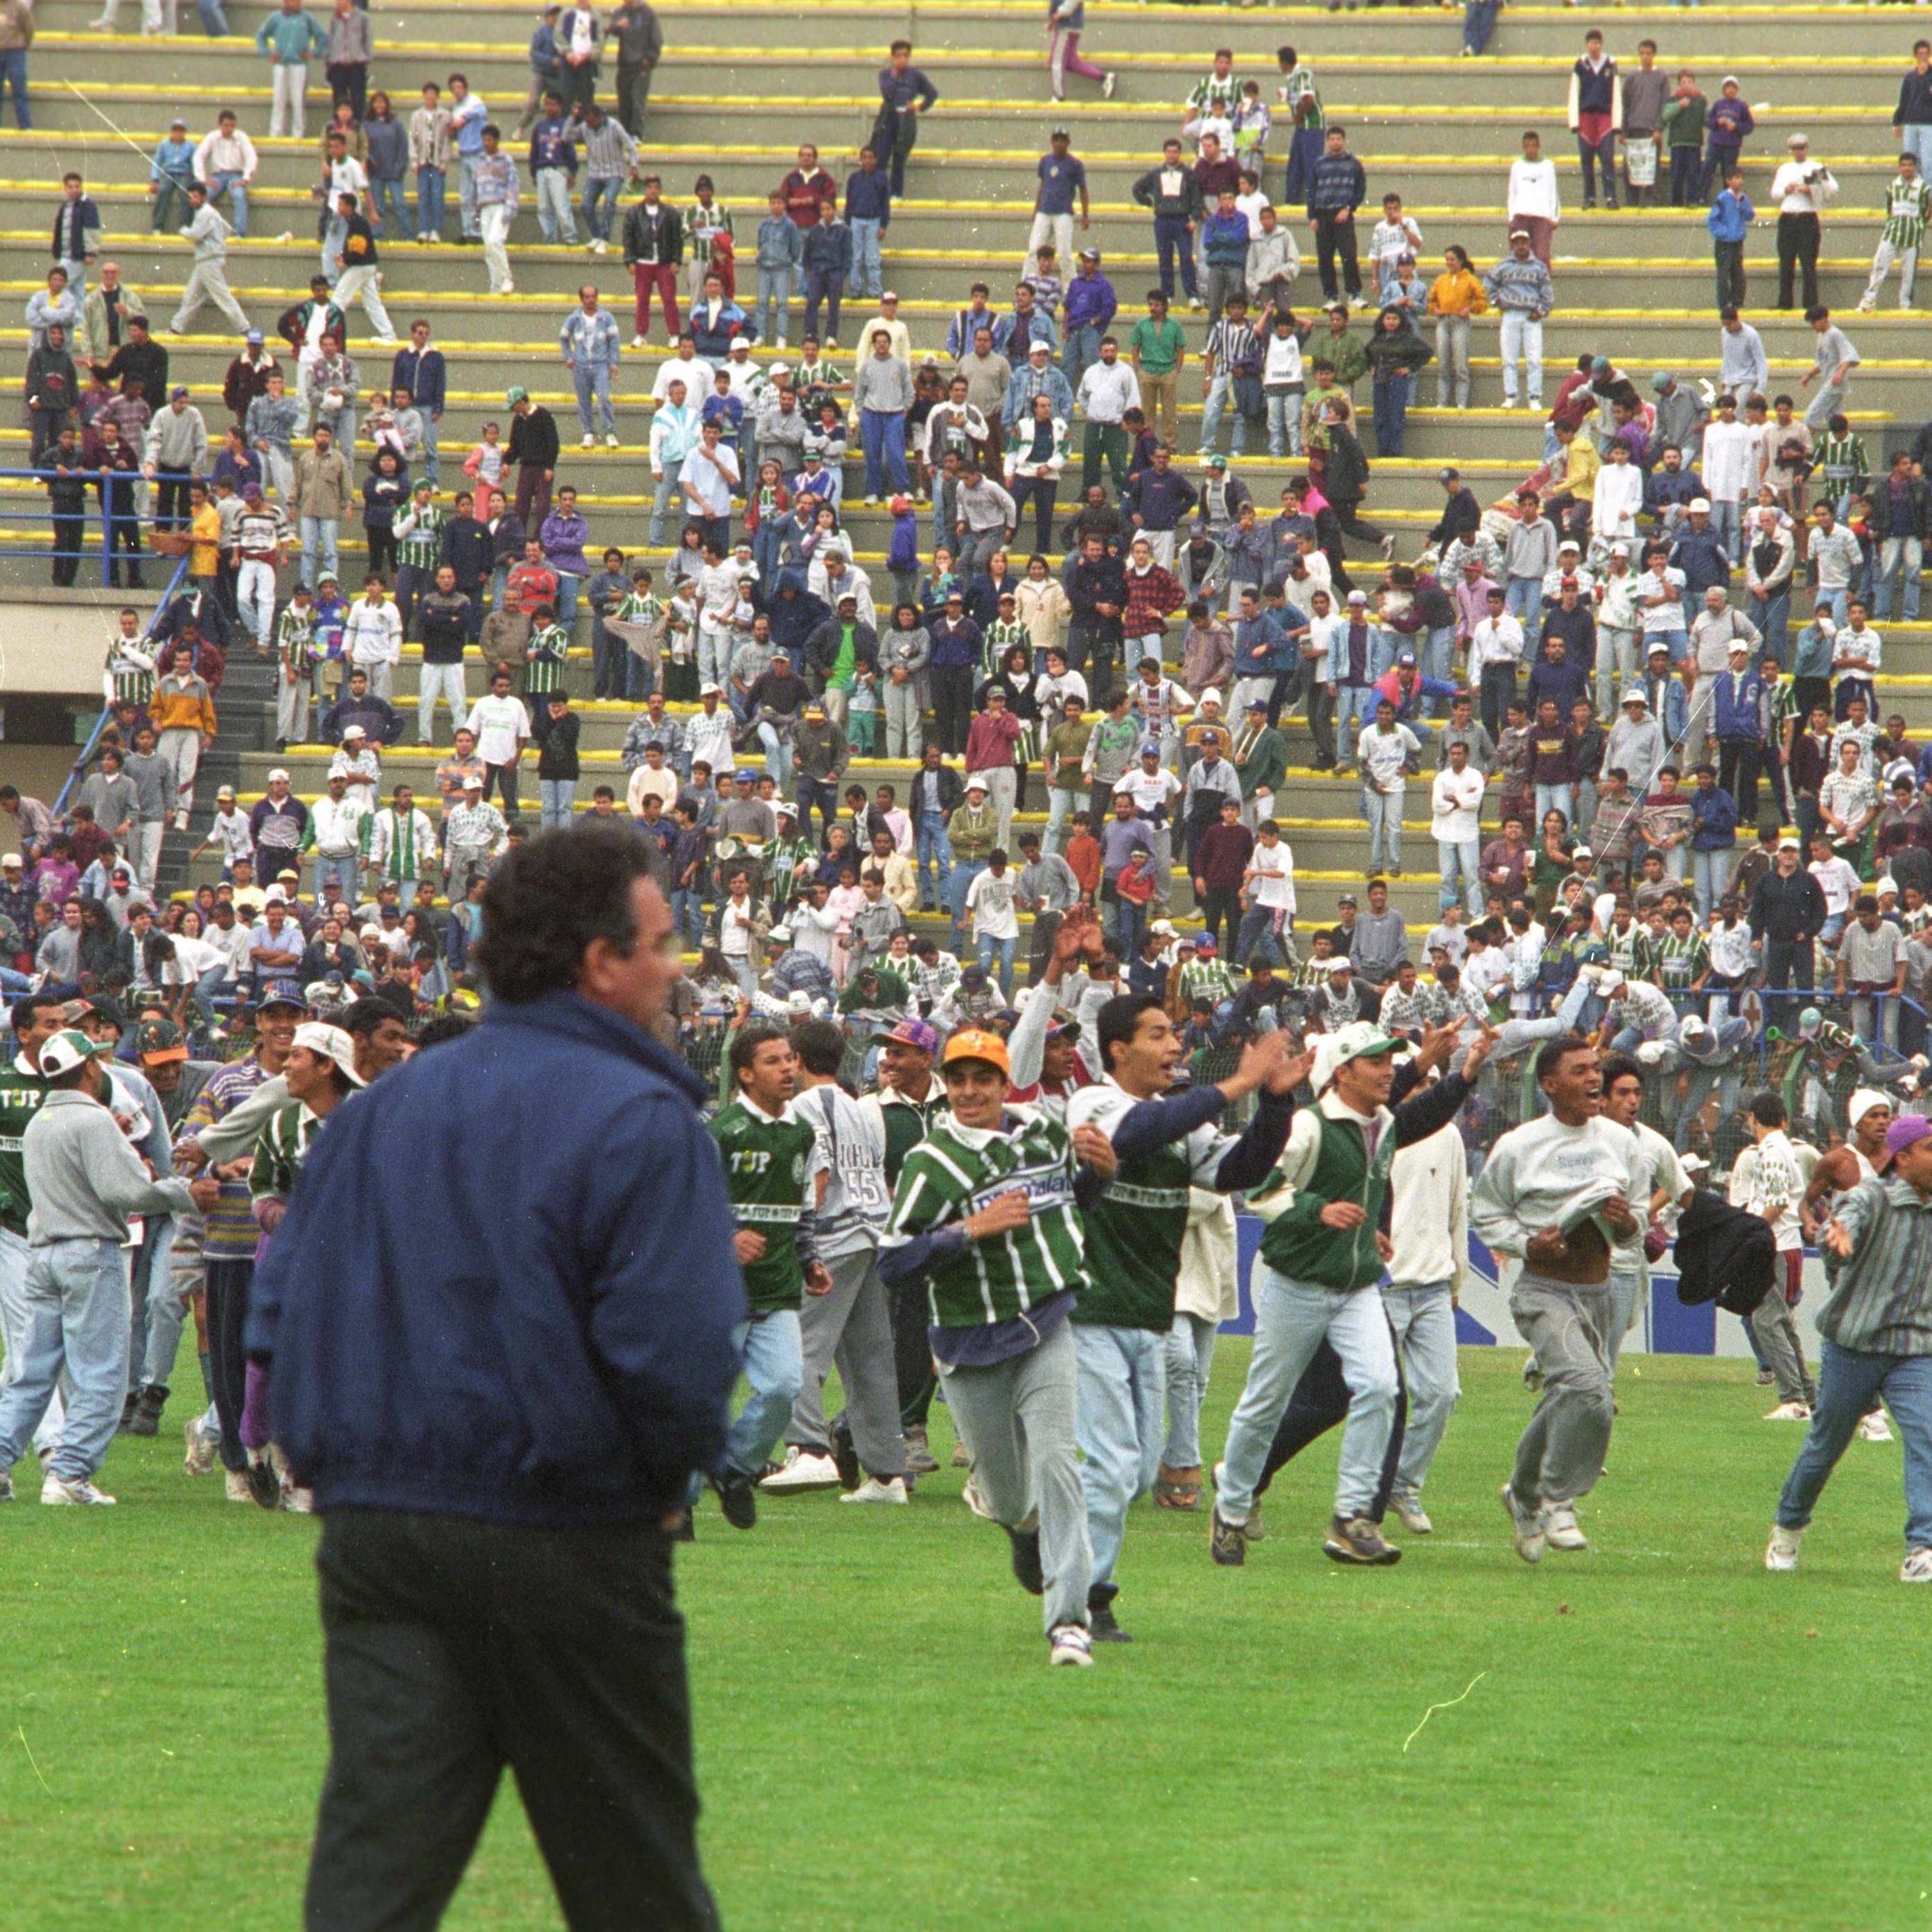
[1426,270,1490,319]
[148,673,217,738]
[189,502,222,578]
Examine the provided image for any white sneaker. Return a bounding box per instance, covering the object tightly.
[1855,296,1876,313]
[775,336,788,350]
[632,333,647,349]
[759,1446,841,1491]
[42,1472,115,1506]
[839,1476,909,1504]
[500,280,515,294]
[1860,1410,1894,1441]
[581,434,595,448]
[1391,1490,1433,1536]
[1901,1547,1932,1583]
[279,1484,315,1513]
[961,1476,996,1520]
[864,494,880,507]
[1102,71,1117,99]
[1540,1501,1588,1550]
[1765,1525,1802,1571]
[1048,1623,1094,1666]
[1502,1482,1545,1563]
[224,1469,253,1502]
[592,238,608,255]
[1764,1400,1814,1421]
[183,1415,216,1475]
[606,432,620,449]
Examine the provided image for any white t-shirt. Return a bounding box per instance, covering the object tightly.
[164,933,230,985]
[1430,765,1486,844]
[719,896,757,958]
[966,868,1020,941]
[464,693,531,767]
[653,353,715,403]
[1247,837,1295,912]
[1122,767,1182,823]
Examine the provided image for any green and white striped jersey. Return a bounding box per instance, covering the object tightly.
[105,633,155,707]
[0,1053,51,1238]
[1279,64,1324,131]
[884,1108,1087,1328]
[524,624,570,695]
[1881,174,1932,250]
[249,1099,324,1204]
[1655,929,1707,990]
[277,604,315,677]
[981,616,1031,680]
[394,501,448,571]
[1186,70,1242,118]
[1064,1080,1239,1331]
[710,1096,818,1313]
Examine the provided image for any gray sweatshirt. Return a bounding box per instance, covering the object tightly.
[24,1087,195,1245]
[120,748,178,822]
[956,473,1017,534]
[1600,713,1662,791]
[851,354,915,415]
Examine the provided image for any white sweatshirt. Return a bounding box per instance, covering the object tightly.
[1468,1112,1647,1260]
[1385,1115,1468,1294]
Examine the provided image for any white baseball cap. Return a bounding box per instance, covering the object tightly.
[292,1020,366,1086]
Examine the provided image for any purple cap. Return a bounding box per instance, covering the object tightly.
[876,1017,938,1055]
[1886,1114,1932,1157]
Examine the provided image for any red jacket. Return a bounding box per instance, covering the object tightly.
[1123,562,1184,636]
[964,707,1021,774]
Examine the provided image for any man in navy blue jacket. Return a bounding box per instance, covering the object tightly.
[250,825,740,1932]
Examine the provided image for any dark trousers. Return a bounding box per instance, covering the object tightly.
[801,270,844,345]
[485,759,520,814]
[893,1276,936,1427]
[455,579,486,642]
[1670,144,1704,206]
[1577,129,1619,207]
[155,469,194,530]
[1026,906,1063,985]
[514,463,554,531]
[615,58,653,136]
[796,775,838,844]
[1153,213,1199,300]
[203,1256,253,1475]
[1010,473,1058,552]
[305,1509,718,1932]
[51,511,83,586]
[1285,128,1326,207]
[1479,660,1517,744]
[1764,936,1814,991]
[1306,679,1336,766]
[1254,1328,1409,1524]
[931,662,974,754]
[874,105,917,196]
[326,60,369,118]
[556,59,597,116]
[1719,739,1762,823]
[1312,210,1361,301]
[1701,141,1740,201]
[1777,211,1820,310]
[1714,238,1746,311]
[1197,883,1240,952]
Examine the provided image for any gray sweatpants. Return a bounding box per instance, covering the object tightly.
[940,1317,1091,1635]
[1510,1270,1615,1509]
[1753,1254,1816,1407]
[788,1245,907,1479]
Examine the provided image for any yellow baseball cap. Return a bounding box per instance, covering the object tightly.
[942,1028,1011,1078]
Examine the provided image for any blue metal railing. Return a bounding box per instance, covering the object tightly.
[0,462,177,590]
[50,553,193,820]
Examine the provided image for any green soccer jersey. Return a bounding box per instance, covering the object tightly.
[710,1096,818,1314]
[1064,1080,1241,1331]
[525,624,570,696]
[249,1100,322,1204]
[884,1109,1089,1328]
[0,1053,51,1238]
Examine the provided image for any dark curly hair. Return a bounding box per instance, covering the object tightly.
[472,825,647,1003]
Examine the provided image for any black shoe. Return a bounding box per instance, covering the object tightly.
[711,1470,757,1530]
[117,1391,140,1434]
[1006,1524,1044,1596]
[829,1415,861,1492]
[1087,1583,1132,1642]
[244,1452,283,1511]
[125,1383,168,1438]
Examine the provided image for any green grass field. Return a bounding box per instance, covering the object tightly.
[3,1346,1928,1932]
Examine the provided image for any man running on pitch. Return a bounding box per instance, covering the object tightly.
[878,1028,1120,1666]
[1066,998,1311,1638]
[1211,1019,1483,1568]
[1599,1052,1694,1373]
[1470,1035,1646,1563]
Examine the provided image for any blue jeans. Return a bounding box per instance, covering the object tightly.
[582,176,622,242]
[371,173,414,240]
[1689,845,1732,917]
[1234,902,1286,967]
[1778,1340,1932,1550]
[669,884,704,950]
[713,1308,804,1484]
[1115,896,1146,960]
[1200,371,1249,456]
[539,778,577,831]
[947,859,987,950]
[195,0,231,29]
[976,932,1017,999]
[1152,213,1198,300]
[1371,373,1410,457]
[1750,590,1791,661]
[802,270,843,345]
[189,961,229,1032]
[1061,323,1100,402]
[1504,574,1543,622]
[572,361,615,439]
[0,1238,129,1484]
[1217,1269,1400,1522]
[206,169,249,236]
[1462,0,1501,52]
[917,818,952,908]
[1439,836,1481,913]
[416,166,446,238]
[755,265,793,342]
[849,217,884,299]
[1534,781,1577,836]
[300,514,340,588]
[1075,1322,1166,1591]
[313,851,360,906]
[859,408,909,498]
[1265,388,1303,457]
[458,152,482,237]
[534,167,577,243]
[0,49,29,129]
[1337,684,1378,765]
[1363,784,1403,872]
[757,722,793,791]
